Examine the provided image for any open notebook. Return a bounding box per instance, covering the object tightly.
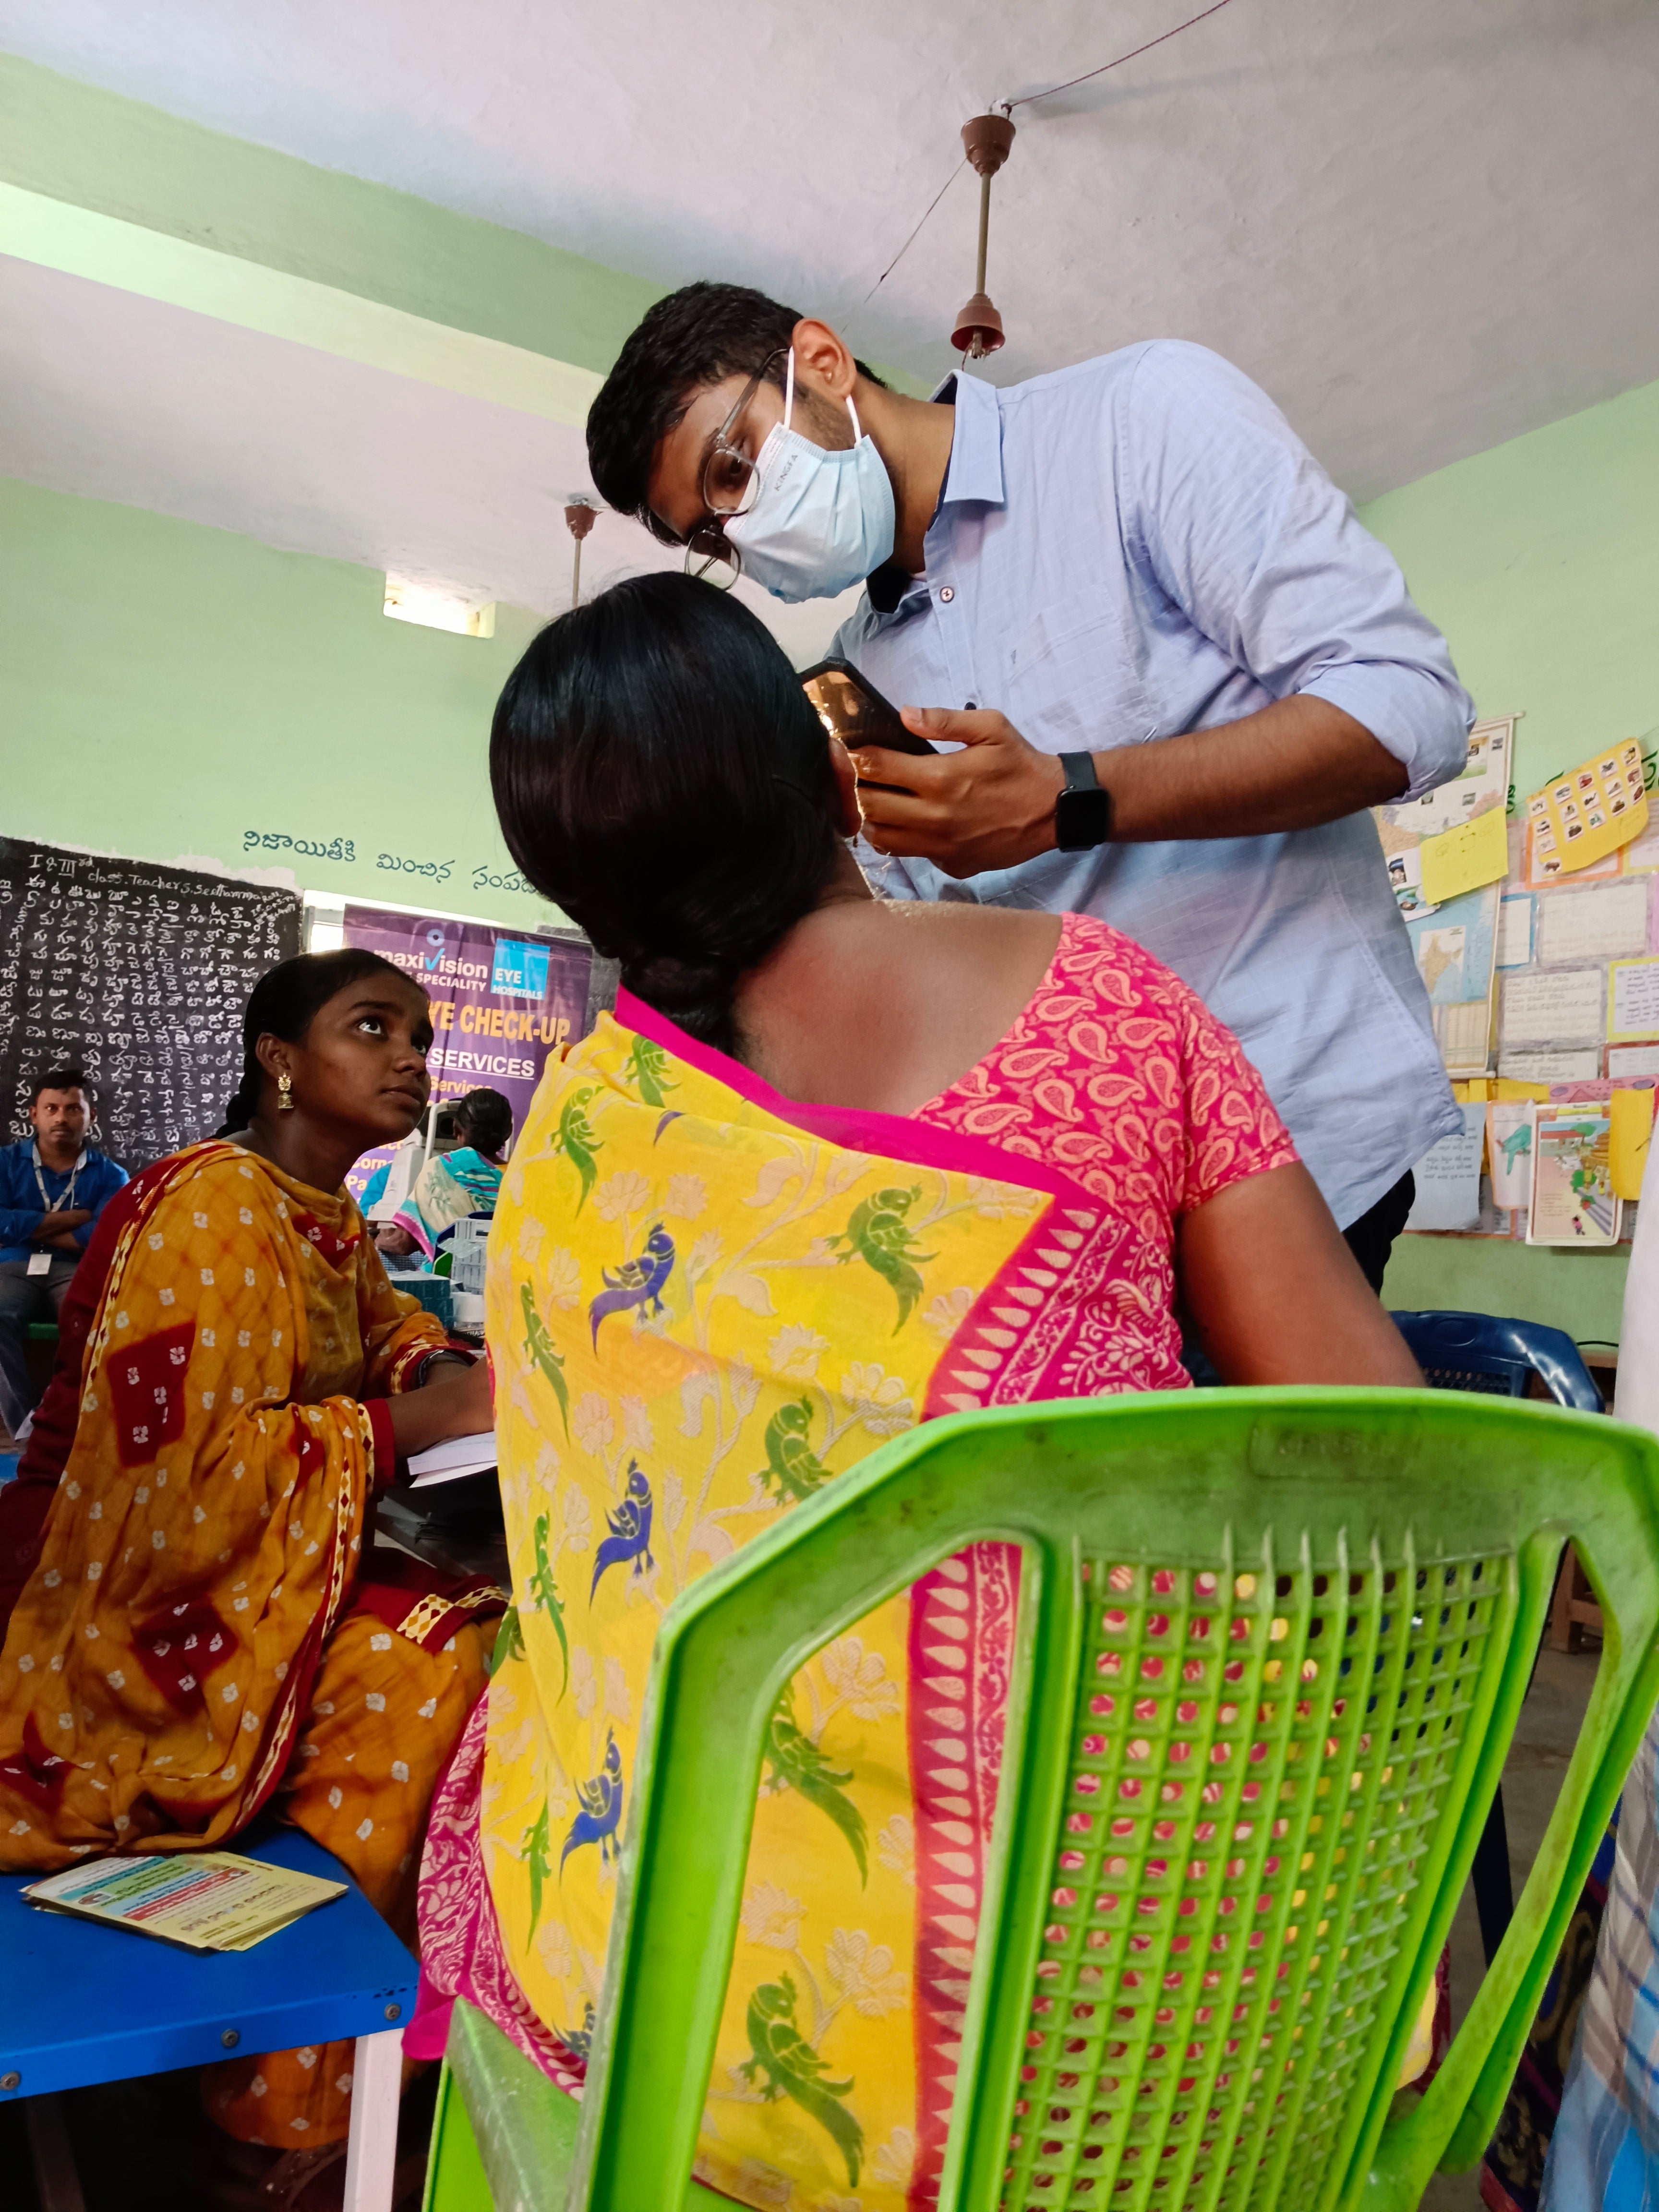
[407,1431,497,1488]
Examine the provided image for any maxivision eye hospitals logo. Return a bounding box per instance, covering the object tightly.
[490,938,551,997]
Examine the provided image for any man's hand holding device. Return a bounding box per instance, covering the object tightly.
[842,701,1112,879]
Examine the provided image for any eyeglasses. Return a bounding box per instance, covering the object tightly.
[683,348,789,590]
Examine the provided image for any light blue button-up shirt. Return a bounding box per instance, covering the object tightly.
[834,340,1471,1229]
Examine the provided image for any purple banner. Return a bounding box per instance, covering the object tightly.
[340,904,593,1202]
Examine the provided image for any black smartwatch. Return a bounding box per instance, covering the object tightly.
[1055,752,1113,852]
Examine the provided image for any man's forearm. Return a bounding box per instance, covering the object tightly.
[1095,695,1408,842]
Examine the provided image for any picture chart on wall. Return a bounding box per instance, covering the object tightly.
[1389,718,1659,1242]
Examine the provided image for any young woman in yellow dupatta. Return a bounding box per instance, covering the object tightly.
[417,577,1421,2212]
[0,949,502,2209]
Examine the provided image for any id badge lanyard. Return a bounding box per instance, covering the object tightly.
[28,1142,83,1275]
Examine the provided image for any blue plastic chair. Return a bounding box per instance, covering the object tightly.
[1390,1311,1604,1415]
[1,1827,415,2212]
[1391,1311,1605,1967]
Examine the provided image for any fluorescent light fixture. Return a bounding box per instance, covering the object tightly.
[383,578,496,637]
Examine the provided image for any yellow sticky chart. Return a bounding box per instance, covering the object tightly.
[1525,739,1648,876]
[1420,802,1510,905]
[1610,1088,1656,1200]
[1494,1078,1553,1103]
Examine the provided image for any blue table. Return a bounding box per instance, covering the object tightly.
[2,1825,415,2211]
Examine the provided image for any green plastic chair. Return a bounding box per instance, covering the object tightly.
[423,1386,1659,2212]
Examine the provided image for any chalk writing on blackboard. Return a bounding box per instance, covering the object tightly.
[0,839,301,1172]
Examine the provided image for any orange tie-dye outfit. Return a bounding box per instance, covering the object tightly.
[0,1140,504,2147]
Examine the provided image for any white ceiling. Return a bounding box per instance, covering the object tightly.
[0,249,862,659]
[0,0,1655,638]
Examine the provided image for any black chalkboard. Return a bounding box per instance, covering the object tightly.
[0,840,301,1173]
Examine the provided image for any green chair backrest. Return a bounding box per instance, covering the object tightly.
[552,1389,1659,2212]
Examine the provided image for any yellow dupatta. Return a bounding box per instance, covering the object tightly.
[481,1008,1118,2212]
[0,1142,445,1869]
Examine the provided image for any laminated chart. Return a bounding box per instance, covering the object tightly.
[1377,716,1512,924]
[1407,882,1500,1076]
[1527,1109,1620,1245]
[1525,738,1648,876]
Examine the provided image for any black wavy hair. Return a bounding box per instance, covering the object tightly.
[586,279,883,541]
[216,948,415,1136]
[490,572,842,1055]
[454,1087,514,1159]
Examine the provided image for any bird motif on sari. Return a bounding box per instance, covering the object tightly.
[559,2000,596,2064]
[560,1730,624,1873]
[739,1973,864,2188]
[828,1184,934,1332]
[552,1086,603,1212]
[588,1223,675,1347]
[755,1396,832,1503]
[590,1463,654,1599]
[764,1683,867,1881]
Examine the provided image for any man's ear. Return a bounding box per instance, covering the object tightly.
[790,319,858,404]
[828,735,863,838]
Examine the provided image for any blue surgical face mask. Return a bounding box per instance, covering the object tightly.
[722,349,897,603]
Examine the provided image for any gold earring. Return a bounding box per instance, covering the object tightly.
[277,1072,295,1113]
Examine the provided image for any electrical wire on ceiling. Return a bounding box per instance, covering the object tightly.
[859,0,1238,310]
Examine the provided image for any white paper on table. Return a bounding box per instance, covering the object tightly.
[1487,1103,1537,1209]
[1496,894,1535,968]
[408,1430,497,1488]
[1536,880,1650,965]
[1610,1044,1659,1080]
[1611,959,1659,1042]
[1404,1105,1486,1232]
[1498,1047,1604,1082]
[1500,966,1606,1046]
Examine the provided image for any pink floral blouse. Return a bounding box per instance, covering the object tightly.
[914,911,1300,1395]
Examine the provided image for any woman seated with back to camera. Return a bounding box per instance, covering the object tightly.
[416,573,1420,2212]
[0,948,502,2208]
[379,1084,514,1267]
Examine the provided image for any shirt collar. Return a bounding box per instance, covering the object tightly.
[31,1142,87,1175]
[933,370,1006,509]
[863,372,1005,614]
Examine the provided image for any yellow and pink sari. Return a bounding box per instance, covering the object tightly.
[418,915,1299,2210]
[0,1140,505,2148]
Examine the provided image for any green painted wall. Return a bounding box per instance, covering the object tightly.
[1362,373,1659,1348]
[0,53,664,373]
[0,476,550,922]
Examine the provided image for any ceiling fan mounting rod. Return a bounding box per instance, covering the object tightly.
[952,109,1015,362]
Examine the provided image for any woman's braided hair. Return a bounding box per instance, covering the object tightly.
[216,948,413,1136]
[489,573,843,1057]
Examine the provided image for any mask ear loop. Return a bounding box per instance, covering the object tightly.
[782,344,862,444]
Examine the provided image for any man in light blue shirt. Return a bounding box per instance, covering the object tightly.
[588,284,1471,1285]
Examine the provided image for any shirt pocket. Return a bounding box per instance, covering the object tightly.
[1001,588,1157,755]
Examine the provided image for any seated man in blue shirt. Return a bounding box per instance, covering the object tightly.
[585,283,1473,1292]
[0,1068,128,1437]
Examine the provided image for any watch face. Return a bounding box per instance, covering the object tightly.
[1057,785,1112,852]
